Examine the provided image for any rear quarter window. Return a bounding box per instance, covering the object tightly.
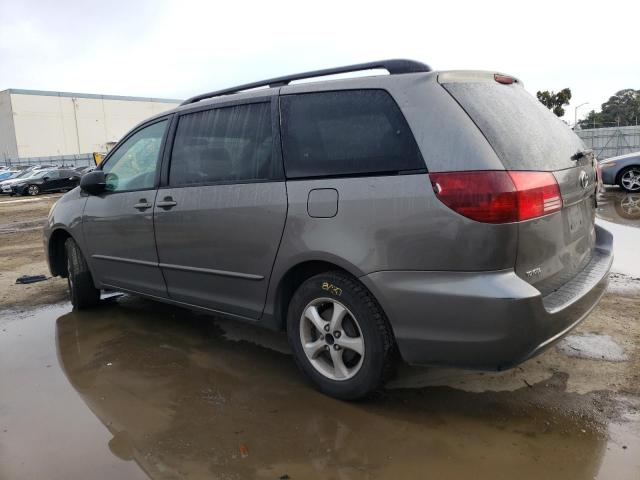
[280,90,423,178]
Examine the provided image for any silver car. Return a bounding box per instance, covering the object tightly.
[44,60,613,399]
[599,151,640,192]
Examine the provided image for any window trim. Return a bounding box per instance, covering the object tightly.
[160,96,285,190]
[278,88,426,180]
[96,115,173,194]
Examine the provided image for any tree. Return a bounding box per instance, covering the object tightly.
[536,88,572,117]
[578,89,640,129]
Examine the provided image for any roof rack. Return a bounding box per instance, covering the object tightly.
[180,59,431,106]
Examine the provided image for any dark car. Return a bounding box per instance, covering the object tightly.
[12,168,80,196]
[44,60,612,399]
[74,166,96,176]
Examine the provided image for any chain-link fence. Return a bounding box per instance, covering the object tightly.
[576,125,640,160]
[1,153,95,168]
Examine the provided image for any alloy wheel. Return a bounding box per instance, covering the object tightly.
[299,297,365,381]
[621,168,640,191]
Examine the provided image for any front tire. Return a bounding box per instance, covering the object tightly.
[618,166,640,192]
[26,184,40,196]
[65,237,100,309]
[287,271,396,400]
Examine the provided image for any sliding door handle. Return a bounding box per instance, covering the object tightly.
[156,197,177,209]
[133,200,152,210]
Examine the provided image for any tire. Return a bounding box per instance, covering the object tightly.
[618,166,640,192]
[287,271,396,400]
[26,184,40,196]
[65,237,101,309]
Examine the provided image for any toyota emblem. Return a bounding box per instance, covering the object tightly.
[579,170,589,189]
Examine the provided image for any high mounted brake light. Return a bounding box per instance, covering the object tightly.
[430,171,562,223]
[494,74,515,85]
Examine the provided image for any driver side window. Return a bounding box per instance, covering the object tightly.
[102,119,168,192]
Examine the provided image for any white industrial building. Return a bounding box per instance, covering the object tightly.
[0,89,180,165]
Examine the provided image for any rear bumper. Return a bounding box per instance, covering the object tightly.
[360,225,613,369]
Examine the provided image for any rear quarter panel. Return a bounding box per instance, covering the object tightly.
[263,174,518,321]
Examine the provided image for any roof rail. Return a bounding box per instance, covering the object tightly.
[180,59,431,106]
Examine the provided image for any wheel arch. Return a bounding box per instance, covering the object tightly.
[47,228,74,278]
[268,257,389,333]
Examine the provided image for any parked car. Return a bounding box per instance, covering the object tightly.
[0,168,43,194]
[44,60,612,399]
[74,166,95,176]
[598,152,640,192]
[12,168,80,196]
[0,169,21,182]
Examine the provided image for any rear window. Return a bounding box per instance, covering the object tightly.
[280,90,423,178]
[443,82,585,171]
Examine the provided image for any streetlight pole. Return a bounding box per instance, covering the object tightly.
[574,102,589,129]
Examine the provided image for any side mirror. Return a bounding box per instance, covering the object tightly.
[43,176,50,181]
[80,170,106,195]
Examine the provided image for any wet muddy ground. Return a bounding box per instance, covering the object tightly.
[0,187,639,479]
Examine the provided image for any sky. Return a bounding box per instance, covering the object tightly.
[1,0,638,124]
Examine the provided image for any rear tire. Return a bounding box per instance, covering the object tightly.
[287,271,396,400]
[65,237,100,309]
[618,166,640,192]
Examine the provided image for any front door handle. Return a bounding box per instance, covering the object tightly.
[133,200,152,210]
[156,197,177,209]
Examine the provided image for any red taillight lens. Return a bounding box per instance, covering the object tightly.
[430,171,562,223]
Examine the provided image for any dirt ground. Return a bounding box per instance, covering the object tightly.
[0,190,639,479]
[0,194,68,309]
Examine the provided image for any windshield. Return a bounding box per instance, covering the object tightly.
[14,169,36,179]
[30,170,53,179]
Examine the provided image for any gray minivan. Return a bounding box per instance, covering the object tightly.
[44,60,612,399]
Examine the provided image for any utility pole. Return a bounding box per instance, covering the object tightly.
[574,102,589,129]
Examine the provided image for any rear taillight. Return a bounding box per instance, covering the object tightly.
[429,171,562,223]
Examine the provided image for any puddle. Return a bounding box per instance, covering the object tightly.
[597,188,640,226]
[1,298,639,479]
[558,333,629,362]
[596,187,640,278]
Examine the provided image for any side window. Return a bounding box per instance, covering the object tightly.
[280,90,423,178]
[169,102,276,186]
[102,120,168,192]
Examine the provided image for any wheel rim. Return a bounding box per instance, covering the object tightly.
[299,297,365,381]
[28,185,38,195]
[621,169,640,191]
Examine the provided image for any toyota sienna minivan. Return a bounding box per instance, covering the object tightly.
[44,60,613,399]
